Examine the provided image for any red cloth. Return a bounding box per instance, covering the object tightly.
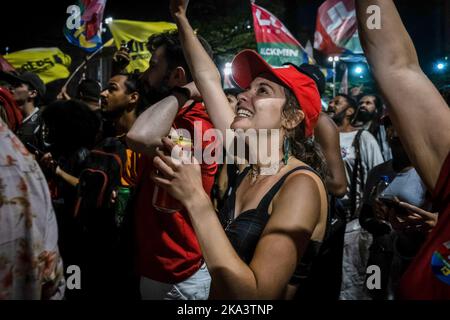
[313,0,357,55]
[134,102,217,284]
[398,151,450,299]
[0,55,15,72]
[0,86,22,132]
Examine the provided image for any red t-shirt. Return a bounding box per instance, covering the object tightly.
[134,102,217,284]
[398,151,450,299]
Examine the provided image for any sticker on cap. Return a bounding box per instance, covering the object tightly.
[431,241,450,285]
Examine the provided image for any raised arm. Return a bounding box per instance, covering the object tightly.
[315,113,347,197]
[170,0,235,137]
[356,0,450,192]
[126,92,189,158]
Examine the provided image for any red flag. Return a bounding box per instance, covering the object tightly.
[314,0,361,55]
[251,2,313,66]
[0,87,22,131]
[81,0,107,40]
[252,3,301,47]
[0,55,15,72]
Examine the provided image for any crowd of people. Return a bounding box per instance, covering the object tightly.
[0,0,449,300]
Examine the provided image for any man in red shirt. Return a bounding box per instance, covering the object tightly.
[126,31,217,299]
[356,1,450,299]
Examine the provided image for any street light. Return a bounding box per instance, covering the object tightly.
[328,55,340,97]
[223,62,232,76]
[435,60,447,72]
[222,63,233,89]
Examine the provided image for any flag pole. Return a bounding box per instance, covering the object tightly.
[333,59,336,97]
[62,42,108,89]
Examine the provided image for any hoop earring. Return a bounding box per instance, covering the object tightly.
[283,136,291,165]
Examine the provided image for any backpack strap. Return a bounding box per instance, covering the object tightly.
[257,166,322,212]
[349,129,364,219]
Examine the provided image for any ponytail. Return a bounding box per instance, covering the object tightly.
[283,88,328,179]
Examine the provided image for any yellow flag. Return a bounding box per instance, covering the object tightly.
[108,20,177,73]
[4,48,72,84]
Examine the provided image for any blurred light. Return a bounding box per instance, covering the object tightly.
[105,17,113,24]
[355,66,363,74]
[328,56,340,63]
[437,63,445,70]
[223,62,232,76]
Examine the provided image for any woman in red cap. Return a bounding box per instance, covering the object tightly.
[150,0,329,299]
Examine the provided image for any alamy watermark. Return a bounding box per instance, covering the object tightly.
[366,5,382,30]
[366,265,382,290]
[66,265,81,290]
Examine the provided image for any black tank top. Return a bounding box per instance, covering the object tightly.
[218,166,326,285]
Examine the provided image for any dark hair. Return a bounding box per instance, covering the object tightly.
[116,72,140,94]
[283,88,328,179]
[224,87,244,97]
[77,78,101,102]
[21,83,41,106]
[361,94,383,114]
[336,93,357,110]
[147,30,213,82]
[295,63,326,96]
[41,100,100,154]
[360,94,384,137]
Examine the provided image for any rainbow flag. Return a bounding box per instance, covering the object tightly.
[64,0,107,52]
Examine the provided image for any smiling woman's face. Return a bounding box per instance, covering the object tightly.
[231,73,287,131]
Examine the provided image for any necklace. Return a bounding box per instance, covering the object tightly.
[249,156,293,184]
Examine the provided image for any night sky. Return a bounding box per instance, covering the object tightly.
[1,0,448,74]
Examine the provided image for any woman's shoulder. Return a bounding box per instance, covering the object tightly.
[285,162,323,183]
[277,163,325,203]
[283,167,323,193]
[270,165,326,230]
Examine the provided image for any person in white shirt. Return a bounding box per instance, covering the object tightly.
[0,118,65,300]
[327,93,384,300]
[328,93,384,214]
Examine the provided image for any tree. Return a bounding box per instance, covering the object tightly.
[189,0,285,65]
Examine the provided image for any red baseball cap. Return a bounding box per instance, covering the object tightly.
[231,50,321,137]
